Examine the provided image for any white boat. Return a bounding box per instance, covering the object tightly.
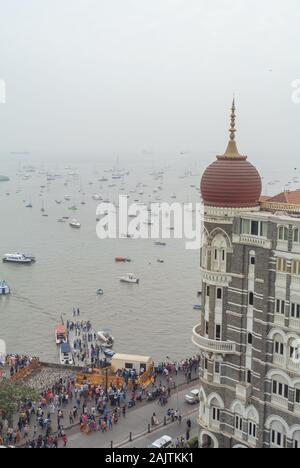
[0,281,10,295]
[97,330,114,348]
[60,342,73,365]
[3,253,35,264]
[69,219,81,229]
[55,325,67,345]
[120,273,140,284]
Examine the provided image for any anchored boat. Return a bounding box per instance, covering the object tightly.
[120,273,140,284]
[0,281,10,295]
[3,253,35,264]
[55,325,67,345]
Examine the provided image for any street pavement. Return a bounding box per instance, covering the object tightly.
[67,382,200,448]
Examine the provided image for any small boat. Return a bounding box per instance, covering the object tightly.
[97,288,104,296]
[0,281,10,295]
[3,253,35,264]
[157,259,164,264]
[193,305,202,311]
[60,342,73,365]
[155,241,167,246]
[115,257,131,263]
[69,219,81,229]
[120,273,140,284]
[25,203,33,208]
[55,325,67,345]
[98,330,114,348]
[64,195,71,201]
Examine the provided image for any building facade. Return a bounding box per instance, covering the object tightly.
[193,102,300,448]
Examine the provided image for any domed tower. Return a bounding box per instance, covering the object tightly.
[193,102,264,449]
[201,99,262,211]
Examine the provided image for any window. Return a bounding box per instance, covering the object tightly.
[294,228,300,243]
[215,324,221,341]
[222,249,226,262]
[248,333,253,345]
[205,321,209,336]
[235,415,243,432]
[204,358,208,370]
[247,370,252,384]
[274,340,284,356]
[206,286,210,297]
[292,260,300,276]
[278,226,289,241]
[271,430,286,448]
[295,388,300,404]
[291,303,300,319]
[215,362,220,374]
[212,407,220,422]
[276,299,286,315]
[214,249,218,261]
[249,292,254,306]
[248,421,257,439]
[277,258,287,273]
[250,256,256,266]
[289,344,300,361]
[272,380,289,399]
[217,288,222,300]
[241,219,267,237]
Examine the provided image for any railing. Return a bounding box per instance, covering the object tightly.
[271,394,289,409]
[192,324,236,354]
[233,234,272,249]
[275,273,288,289]
[276,240,289,252]
[273,354,286,367]
[287,359,300,373]
[274,314,285,327]
[200,269,232,287]
[290,318,300,331]
[291,276,300,292]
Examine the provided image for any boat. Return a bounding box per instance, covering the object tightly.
[155,241,167,246]
[69,219,81,229]
[0,281,10,295]
[60,342,73,365]
[115,257,131,263]
[0,176,9,182]
[120,273,140,284]
[157,259,164,263]
[98,330,114,348]
[2,253,35,264]
[193,305,202,311]
[25,203,33,208]
[55,325,67,345]
[97,288,104,296]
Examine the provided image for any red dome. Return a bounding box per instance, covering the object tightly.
[201,154,262,208]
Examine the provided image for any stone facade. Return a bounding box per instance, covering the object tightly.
[193,207,300,448]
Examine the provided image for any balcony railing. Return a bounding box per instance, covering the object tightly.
[192,324,236,354]
[233,234,272,249]
[291,276,300,292]
[200,268,232,287]
[271,394,289,410]
[290,318,300,331]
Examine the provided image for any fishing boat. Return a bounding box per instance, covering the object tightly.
[55,325,67,345]
[69,219,81,229]
[60,342,73,365]
[120,273,140,284]
[3,253,35,264]
[0,281,10,295]
[98,330,114,348]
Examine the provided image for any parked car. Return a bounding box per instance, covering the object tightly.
[184,389,200,404]
[150,436,173,449]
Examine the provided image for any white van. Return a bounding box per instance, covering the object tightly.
[151,436,173,449]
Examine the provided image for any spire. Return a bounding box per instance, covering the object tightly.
[221,98,243,159]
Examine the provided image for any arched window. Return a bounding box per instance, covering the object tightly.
[211,234,227,273]
[270,421,287,448]
[294,228,300,244]
[209,397,222,430]
[272,376,289,407]
[278,226,289,242]
[273,334,285,358]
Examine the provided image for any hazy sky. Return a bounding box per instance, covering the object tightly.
[0,0,299,168]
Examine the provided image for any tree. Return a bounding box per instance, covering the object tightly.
[0,380,39,427]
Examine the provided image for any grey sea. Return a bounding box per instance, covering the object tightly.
[0,155,203,363]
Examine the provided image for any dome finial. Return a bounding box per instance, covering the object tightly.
[222,97,242,158]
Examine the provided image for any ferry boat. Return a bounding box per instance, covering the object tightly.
[0,281,10,295]
[69,219,81,229]
[60,342,73,365]
[120,273,140,284]
[55,325,67,345]
[3,253,35,264]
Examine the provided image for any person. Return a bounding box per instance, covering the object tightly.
[62,434,68,447]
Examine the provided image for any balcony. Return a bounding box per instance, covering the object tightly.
[275,273,288,289]
[233,234,272,249]
[276,240,289,252]
[271,394,289,410]
[287,359,300,373]
[200,268,232,287]
[192,324,236,355]
[273,354,286,368]
[290,318,300,331]
[274,314,285,327]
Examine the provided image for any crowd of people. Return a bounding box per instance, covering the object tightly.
[5,354,38,378]
[0,354,200,448]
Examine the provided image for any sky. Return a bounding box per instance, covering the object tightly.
[0,0,299,170]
